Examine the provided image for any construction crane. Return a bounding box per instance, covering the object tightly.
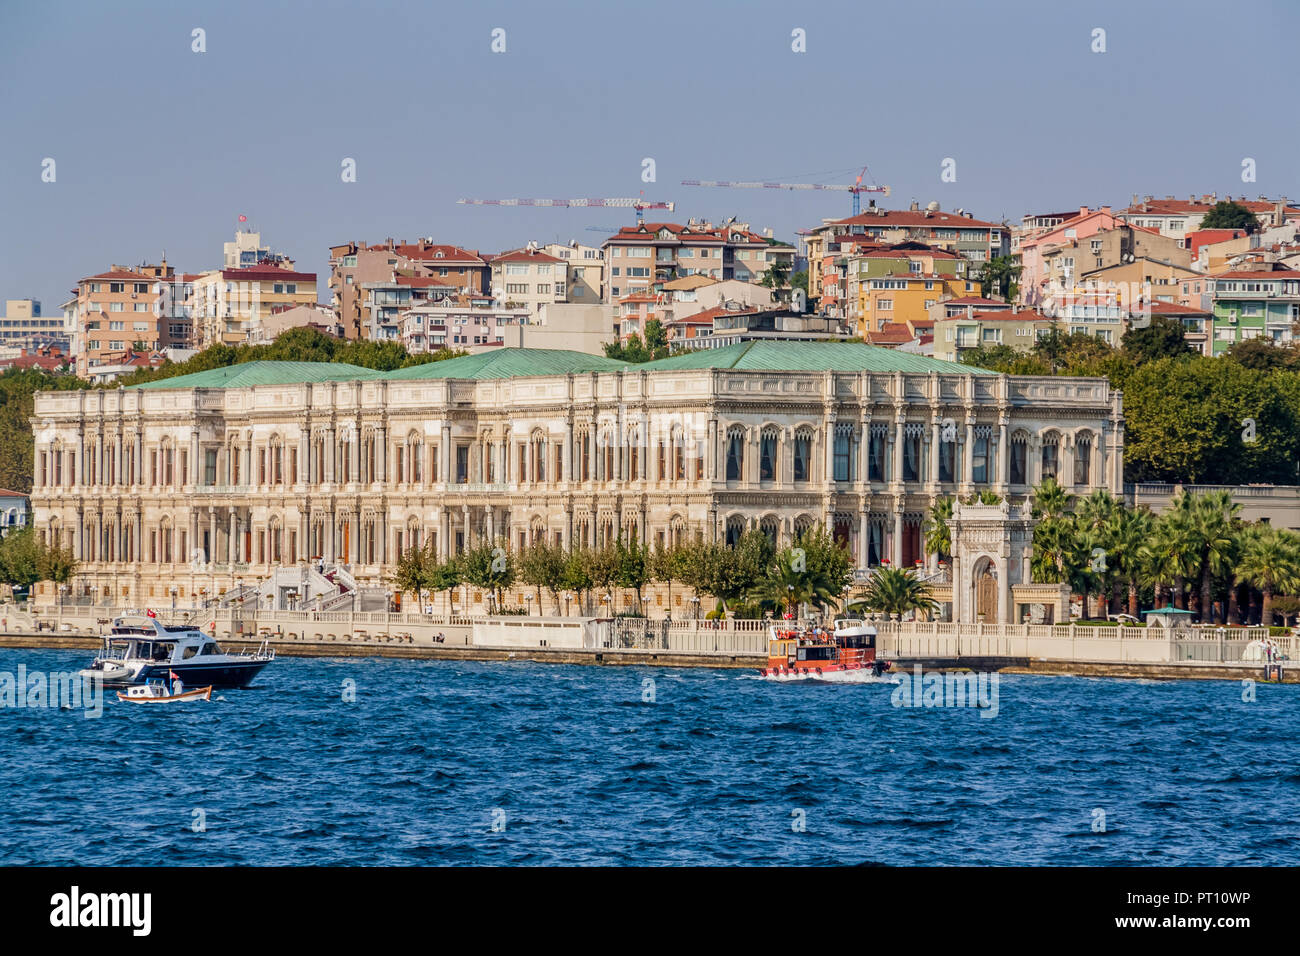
[681,166,890,216]
[457,197,675,222]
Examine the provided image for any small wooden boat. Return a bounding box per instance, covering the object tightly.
[758,618,892,681]
[116,679,213,704]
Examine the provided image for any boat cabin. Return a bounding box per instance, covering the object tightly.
[102,618,220,665]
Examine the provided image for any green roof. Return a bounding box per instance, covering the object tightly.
[126,344,992,391]
[382,348,629,380]
[130,360,383,390]
[638,341,995,375]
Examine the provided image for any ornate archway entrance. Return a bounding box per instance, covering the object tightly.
[974,557,998,623]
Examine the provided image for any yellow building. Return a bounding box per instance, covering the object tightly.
[853,245,979,334]
[189,264,318,347]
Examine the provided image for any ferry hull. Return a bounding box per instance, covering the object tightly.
[99,659,271,690]
[759,661,894,682]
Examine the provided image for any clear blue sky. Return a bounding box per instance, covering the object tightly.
[1,0,1296,312]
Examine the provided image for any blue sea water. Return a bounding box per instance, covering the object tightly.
[0,647,1296,866]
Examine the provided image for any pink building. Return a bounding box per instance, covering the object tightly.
[1018,206,1125,306]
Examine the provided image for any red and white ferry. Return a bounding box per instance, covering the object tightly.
[759,618,892,682]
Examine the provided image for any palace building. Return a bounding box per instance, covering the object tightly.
[29,342,1123,612]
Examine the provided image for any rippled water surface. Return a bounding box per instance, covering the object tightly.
[1,648,1296,865]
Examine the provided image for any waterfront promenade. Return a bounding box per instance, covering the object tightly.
[1,603,1294,682]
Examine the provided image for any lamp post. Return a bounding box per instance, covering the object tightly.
[525,592,533,616]
[170,585,177,610]
[690,595,700,623]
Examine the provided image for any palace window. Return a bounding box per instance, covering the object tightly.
[868,429,887,482]
[725,429,745,481]
[759,431,777,482]
[1041,437,1059,480]
[1074,436,1092,485]
[1010,438,1027,485]
[972,433,989,484]
[793,431,811,482]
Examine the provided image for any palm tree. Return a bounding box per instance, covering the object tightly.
[924,497,954,563]
[859,566,938,620]
[1074,490,1119,617]
[1189,491,1240,623]
[1142,504,1198,609]
[1031,476,1072,521]
[1238,526,1300,627]
[1107,506,1154,617]
[1225,523,1258,625]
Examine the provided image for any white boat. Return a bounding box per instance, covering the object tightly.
[116,679,213,704]
[78,613,274,689]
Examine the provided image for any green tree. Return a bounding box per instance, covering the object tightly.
[1222,338,1300,371]
[428,556,463,612]
[790,269,809,300]
[1198,200,1260,235]
[603,323,669,363]
[460,539,515,612]
[1237,525,1300,626]
[1122,315,1193,364]
[924,497,954,562]
[390,540,436,612]
[518,541,567,614]
[613,535,650,614]
[558,546,594,614]
[859,566,938,619]
[0,525,41,590]
[1188,490,1241,622]
[977,254,1021,301]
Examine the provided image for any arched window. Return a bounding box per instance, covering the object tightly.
[972,425,992,484]
[1074,434,1093,486]
[725,427,745,481]
[902,425,923,482]
[725,516,747,548]
[1010,433,1028,485]
[1041,433,1060,480]
[759,427,779,482]
[793,427,813,483]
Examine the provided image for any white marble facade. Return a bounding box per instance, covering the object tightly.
[29,363,1122,606]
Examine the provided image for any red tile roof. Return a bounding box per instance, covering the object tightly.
[958,309,1054,323]
[1207,269,1300,280]
[829,209,1003,230]
[221,266,316,282]
[395,275,457,288]
[867,323,918,344]
[1144,301,1211,315]
[81,269,155,283]
[944,296,1008,306]
[492,248,565,265]
[860,247,961,260]
[1125,198,1285,215]
[393,243,485,264]
[673,305,758,325]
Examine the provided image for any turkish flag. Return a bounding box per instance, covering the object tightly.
[146,608,156,618]
[238,215,247,222]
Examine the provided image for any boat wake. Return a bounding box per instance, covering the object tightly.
[745,669,900,685]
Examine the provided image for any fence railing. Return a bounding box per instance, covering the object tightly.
[876,621,1290,665]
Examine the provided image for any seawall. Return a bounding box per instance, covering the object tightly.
[1,631,1293,682]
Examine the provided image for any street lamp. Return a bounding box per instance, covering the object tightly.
[170,585,177,609]
[525,592,533,616]
[690,595,700,623]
